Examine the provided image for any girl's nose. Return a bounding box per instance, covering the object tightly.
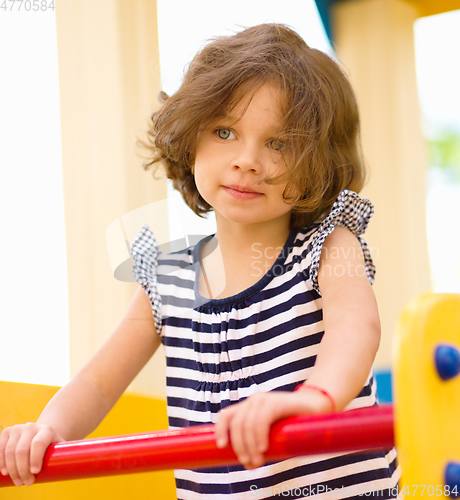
[231,143,263,174]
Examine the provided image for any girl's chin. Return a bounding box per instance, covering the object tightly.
[215,210,291,229]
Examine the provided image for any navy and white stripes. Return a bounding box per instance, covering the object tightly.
[131,190,400,499]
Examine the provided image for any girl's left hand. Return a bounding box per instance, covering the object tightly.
[214,389,331,469]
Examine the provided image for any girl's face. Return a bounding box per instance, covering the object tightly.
[194,84,293,232]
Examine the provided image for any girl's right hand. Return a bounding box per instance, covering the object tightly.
[0,423,64,486]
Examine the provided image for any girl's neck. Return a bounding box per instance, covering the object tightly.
[198,215,292,300]
[213,214,291,257]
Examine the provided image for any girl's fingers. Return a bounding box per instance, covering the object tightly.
[0,423,58,487]
[239,403,266,468]
[244,396,284,468]
[216,392,301,469]
[0,428,10,475]
[216,405,249,463]
[10,424,39,486]
[228,409,251,465]
[30,428,56,475]
[216,396,273,468]
[215,407,233,449]
[3,428,25,486]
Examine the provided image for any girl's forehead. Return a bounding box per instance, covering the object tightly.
[217,83,286,124]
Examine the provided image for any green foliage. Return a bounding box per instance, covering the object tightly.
[428,129,460,183]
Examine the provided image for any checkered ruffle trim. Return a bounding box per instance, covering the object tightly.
[131,224,162,334]
[309,189,376,294]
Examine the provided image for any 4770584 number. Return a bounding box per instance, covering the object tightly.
[0,0,55,12]
[400,485,459,497]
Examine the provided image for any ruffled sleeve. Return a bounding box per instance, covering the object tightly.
[308,189,376,294]
[131,224,162,334]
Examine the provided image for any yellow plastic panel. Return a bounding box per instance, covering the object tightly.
[393,293,460,497]
[0,381,176,499]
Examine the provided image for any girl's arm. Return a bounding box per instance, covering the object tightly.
[0,286,161,486]
[215,226,381,468]
[302,225,381,409]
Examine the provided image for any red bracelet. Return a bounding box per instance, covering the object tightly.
[295,383,336,413]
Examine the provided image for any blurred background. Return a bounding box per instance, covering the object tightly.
[0,0,459,398]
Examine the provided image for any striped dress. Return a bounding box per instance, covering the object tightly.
[131,189,400,500]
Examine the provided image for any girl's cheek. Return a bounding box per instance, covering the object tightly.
[193,170,209,200]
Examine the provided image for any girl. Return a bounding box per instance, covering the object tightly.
[0,23,400,499]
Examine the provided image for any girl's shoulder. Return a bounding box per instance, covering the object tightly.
[318,188,374,235]
[291,189,375,293]
[307,189,373,237]
[292,189,373,245]
[130,225,208,334]
[131,224,206,275]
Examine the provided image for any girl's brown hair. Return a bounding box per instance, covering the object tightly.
[142,23,366,228]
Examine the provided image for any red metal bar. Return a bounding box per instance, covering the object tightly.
[0,405,394,487]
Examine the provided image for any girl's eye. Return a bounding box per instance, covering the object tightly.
[216,129,235,140]
[269,139,285,151]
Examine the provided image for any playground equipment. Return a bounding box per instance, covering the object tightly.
[393,293,460,497]
[0,406,393,486]
[0,293,459,496]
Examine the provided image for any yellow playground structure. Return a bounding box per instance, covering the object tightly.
[394,293,460,496]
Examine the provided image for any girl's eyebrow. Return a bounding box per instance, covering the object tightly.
[210,114,284,132]
[209,113,238,124]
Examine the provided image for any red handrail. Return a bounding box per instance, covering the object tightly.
[0,405,394,487]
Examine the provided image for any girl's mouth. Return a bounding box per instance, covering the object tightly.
[223,185,264,200]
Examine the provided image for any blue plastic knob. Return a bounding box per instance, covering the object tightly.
[445,462,460,497]
[435,344,460,381]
